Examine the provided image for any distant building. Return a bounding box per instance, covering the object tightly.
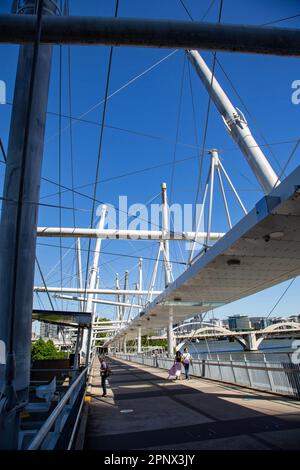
[40,322,59,340]
[250,317,271,330]
[228,315,251,331]
[271,317,287,324]
[287,315,300,323]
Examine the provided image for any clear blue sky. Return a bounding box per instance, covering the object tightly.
[1,0,300,322]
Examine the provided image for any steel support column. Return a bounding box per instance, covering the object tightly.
[167,310,174,357]
[0,0,57,450]
[137,327,142,354]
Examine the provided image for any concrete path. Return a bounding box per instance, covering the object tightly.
[83,356,300,450]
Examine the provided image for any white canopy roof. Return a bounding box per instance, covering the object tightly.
[107,163,300,343]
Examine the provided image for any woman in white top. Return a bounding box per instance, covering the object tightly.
[181,347,192,380]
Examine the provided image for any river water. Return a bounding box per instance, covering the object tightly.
[181,337,298,362]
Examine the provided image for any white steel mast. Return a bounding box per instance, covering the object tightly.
[80,204,107,362]
[187,49,279,194]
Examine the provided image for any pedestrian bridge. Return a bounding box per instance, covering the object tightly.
[82,356,300,450]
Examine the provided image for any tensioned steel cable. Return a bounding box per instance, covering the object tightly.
[0,196,92,213]
[35,256,55,310]
[266,278,296,319]
[214,56,284,176]
[178,0,286,235]
[64,0,78,312]
[58,28,63,310]
[0,138,7,162]
[82,0,120,313]
[94,192,162,279]
[169,0,218,269]
[36,291,46,310]
[168,55,186,275]
[40,153,207,201]
[187,59,200,169]
[272,139,300,190]
[179,0,217,22]
[65,0,76,229]
[3,101,298,194]
[36,191,187,287]
[263,13,300,26]
[46,49,178,145]
[36,136,300,201]
[0,136,56,315]
[40,169,186,232]
[37,242,187,266]
[169,54,186,203]
[179,2,300,183]
[32,107,300,159]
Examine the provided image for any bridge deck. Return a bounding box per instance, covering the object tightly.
[83,356,300,450]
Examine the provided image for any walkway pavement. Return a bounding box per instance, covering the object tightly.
[83,356,300,450]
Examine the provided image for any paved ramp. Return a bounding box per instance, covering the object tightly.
[84,356,300,450]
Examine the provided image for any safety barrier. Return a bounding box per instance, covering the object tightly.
[115,353,300,398]
[25,366,88,450]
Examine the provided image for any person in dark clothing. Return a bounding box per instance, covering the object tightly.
[100,357,109,397]
[167,350,182,380]
[174,350,182,380]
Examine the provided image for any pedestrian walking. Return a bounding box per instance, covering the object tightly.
[167,350,182,380]
[100,356,110,397]
[153,349,159,367]
[181,347,192,380]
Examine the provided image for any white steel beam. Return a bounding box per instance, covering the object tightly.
[34,287,161,295]
[54,293,142,309]
[37,227,224,241]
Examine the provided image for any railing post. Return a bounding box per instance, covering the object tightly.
[229,354,237,383]
[244,354,253,387]
[201,359,206,378]
[217,354,223,381]
[263,354,275,392]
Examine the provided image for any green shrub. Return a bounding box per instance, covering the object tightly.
[31,338,68,360]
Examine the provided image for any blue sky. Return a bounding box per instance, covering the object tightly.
[1,0,300,322]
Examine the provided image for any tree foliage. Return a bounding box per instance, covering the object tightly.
[31,338,68,360]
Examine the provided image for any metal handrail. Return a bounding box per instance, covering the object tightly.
[192,359,298,374]
[67,387,86,450]
[120,354,297,370]
[116,353,300,398]
[27,366,88,450]
[30,368,80,372]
